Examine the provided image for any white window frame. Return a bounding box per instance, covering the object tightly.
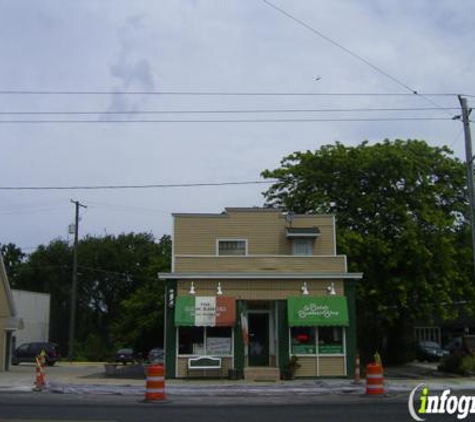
[176,326,234,358]
[216,239,248,256]
[292,239,314,255]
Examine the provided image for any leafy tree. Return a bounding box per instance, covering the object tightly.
[110,235,171,353]
[0,242,25,284]
[262,139,474,362]
[12,232,171,358]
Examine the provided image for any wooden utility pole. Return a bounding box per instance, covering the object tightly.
[459,95,475,279]
[68,199,87,360]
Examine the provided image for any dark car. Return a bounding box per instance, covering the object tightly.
[415,340,449,362]
[147,348,164,364]
[11,342,61,366]
[444,336,475,354]
[115,348,136,365]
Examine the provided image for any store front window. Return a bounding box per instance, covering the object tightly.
[178,326,233,356]
[290,326,345,356]
[290,327,316,355]
[318,327,344,354]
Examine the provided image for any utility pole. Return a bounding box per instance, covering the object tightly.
[459,95,475,279]
[68,199,87,361]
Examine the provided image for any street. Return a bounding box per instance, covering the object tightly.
[0,393,455,422]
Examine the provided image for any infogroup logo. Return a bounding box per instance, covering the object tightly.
[408,384,475,420]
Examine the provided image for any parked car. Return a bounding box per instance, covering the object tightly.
[115,348,136,365]
[415,340,449,362]
[11,342,61,366]
[147,348,164,364]
[444,335,475,354]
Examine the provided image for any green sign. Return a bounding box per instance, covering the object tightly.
[292,345,317,355]
[319,344,343,354]
[287,296,349,327]
[175,296,195,326]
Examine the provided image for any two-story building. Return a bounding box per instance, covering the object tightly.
[159,208,362,380]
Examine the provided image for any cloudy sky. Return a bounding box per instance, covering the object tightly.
[1,0,474,250]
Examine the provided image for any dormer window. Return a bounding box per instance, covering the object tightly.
[217,240,247,256]
[286,227,319,256]
[292,239,313,255]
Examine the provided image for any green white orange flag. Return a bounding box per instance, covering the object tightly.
[175,296,236,327]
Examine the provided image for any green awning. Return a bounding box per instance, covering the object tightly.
[175,296,195,326]
[287,296,349,326]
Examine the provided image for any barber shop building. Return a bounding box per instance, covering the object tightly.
[159,208,362,380]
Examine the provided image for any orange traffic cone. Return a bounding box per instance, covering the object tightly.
[33,357,45,391]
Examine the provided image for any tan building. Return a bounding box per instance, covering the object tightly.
[159,208,362,380]
[0,254,22,371]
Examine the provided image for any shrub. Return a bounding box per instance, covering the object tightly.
[438,352,473,376]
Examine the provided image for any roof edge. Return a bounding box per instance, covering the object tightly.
[158,272,363,280]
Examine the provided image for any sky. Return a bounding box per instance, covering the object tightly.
[1,0,474,251]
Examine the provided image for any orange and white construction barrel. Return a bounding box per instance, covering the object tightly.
[33,357,45,391]
[366,362,384,395]
[144,364,166,401]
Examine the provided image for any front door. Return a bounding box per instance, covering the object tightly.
[248,313,269,366]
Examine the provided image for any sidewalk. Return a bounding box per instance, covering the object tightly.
[1,361,475,396]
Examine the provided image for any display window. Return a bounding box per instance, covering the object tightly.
[318,327,344,354]
[178,326,233,356]
[290,327,316,355]
[290,326,345,356]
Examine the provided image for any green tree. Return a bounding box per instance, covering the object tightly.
[13,232,171,359]
[0,242,25,284]
[262,139,474,362]
[110,235,171,353]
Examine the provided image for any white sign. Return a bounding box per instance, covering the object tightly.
[207,337,232,355]
[195,296,216,326]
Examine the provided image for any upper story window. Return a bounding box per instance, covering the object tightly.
[217,240,247,256]
[292,239,313,255]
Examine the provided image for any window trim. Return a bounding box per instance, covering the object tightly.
[216,239,248,256]
[176,326,234,357]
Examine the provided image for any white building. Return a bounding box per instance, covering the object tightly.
[11,289,50,348]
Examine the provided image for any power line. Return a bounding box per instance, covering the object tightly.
[262,0,453,115]
[87,200,171,215]
[0,107,460,115]
[0,117,454,124]
[263,0,417,94]
[0,89,466,97]
[0,180,275,191]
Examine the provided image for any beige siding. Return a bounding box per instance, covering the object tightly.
[177,279,344,300]
[292,356,346,377]
[174,211,335,256]
[175,255,345,273]
[295,356,319,377]
[319,356,346,376]
[0,289,9,318]
[0,319,5,372]
[176,357,233,378]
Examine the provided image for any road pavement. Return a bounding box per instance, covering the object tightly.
[0,392,455,422]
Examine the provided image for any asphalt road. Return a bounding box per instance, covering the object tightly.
[0,393,456,422]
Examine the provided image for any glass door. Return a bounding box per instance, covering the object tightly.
[248,313,269,366]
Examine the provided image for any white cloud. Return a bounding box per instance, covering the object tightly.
[0,0,473,248]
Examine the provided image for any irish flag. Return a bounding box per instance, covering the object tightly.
[175,296,236,327]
